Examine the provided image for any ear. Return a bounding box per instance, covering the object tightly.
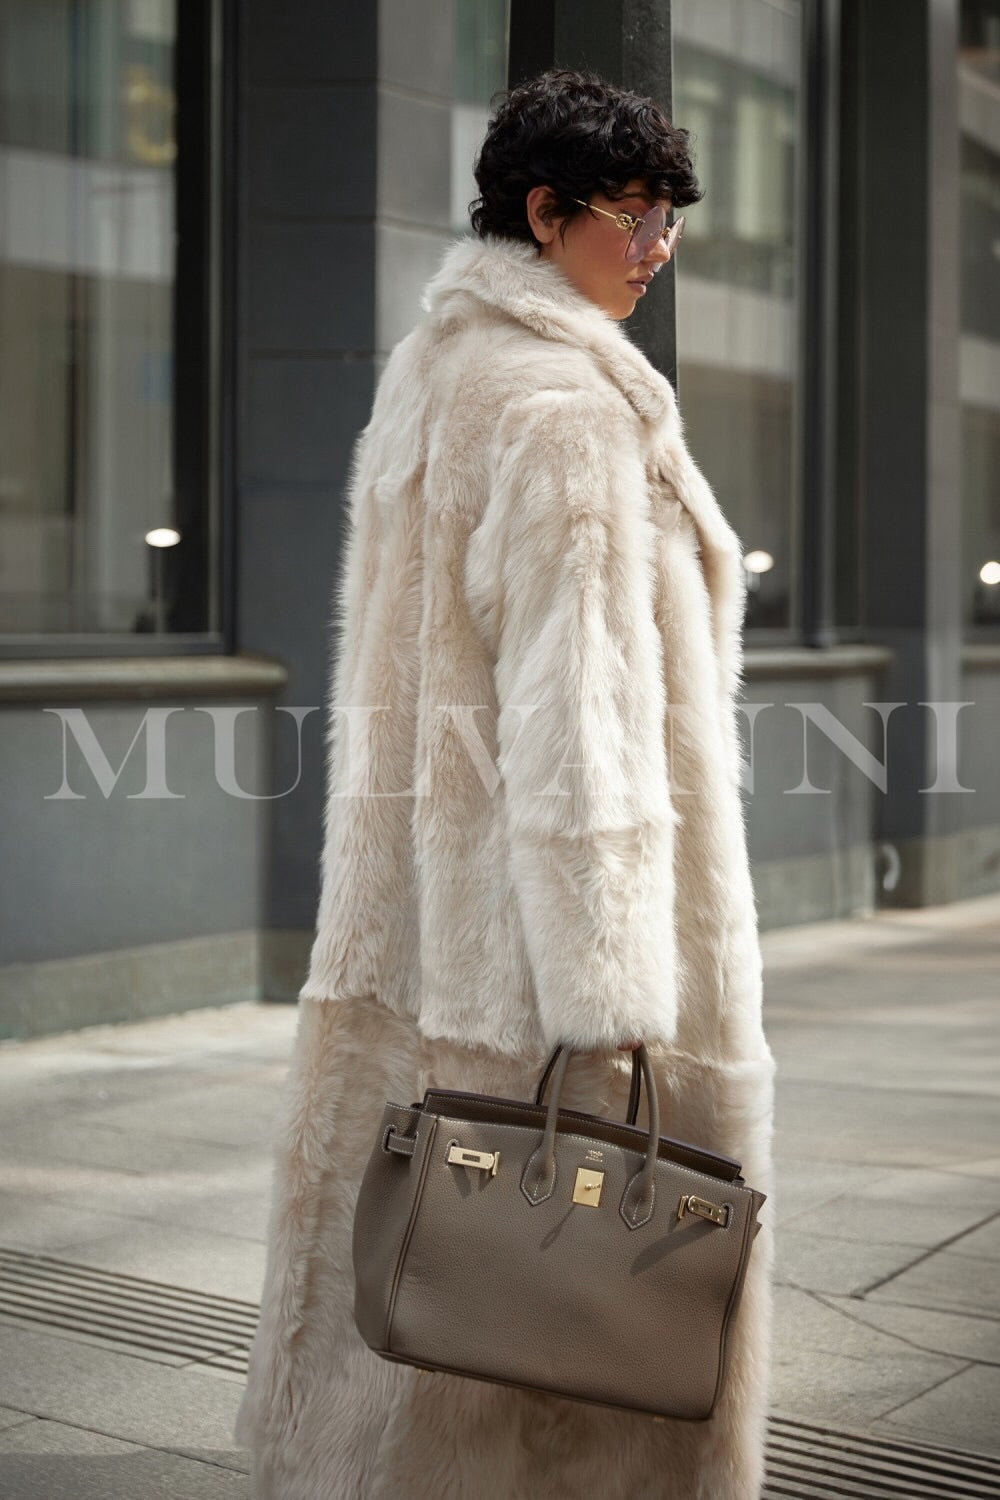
[525,184,561,246]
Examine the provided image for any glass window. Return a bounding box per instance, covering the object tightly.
[959,1,1000,632]
[451,0,509,236]
[0,0,221,652]
[671,0,802,633]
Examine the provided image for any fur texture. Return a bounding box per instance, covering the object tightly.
[236,235,777,1498]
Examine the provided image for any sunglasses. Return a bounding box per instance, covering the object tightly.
[570,198,686,265]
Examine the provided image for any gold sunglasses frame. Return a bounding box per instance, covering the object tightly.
[570,198,685,262]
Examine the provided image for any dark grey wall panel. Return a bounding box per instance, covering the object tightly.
[237,3,379,960]
[245,224,376,352]
[245,2,375,82]
[242,359,376,487]
[1,702,265,964]
[238,483,350,931]
[246,85,377,217]
[846,0,964,902]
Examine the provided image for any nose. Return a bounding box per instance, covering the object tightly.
[645,233,674,275]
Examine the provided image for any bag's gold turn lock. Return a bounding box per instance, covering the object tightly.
[572,1166,605,1206]
[677,1193,729,1226]
[446,1143,500,1176]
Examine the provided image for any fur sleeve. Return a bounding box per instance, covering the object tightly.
[465,388,681,1054]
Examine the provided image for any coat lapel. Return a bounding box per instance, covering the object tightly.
[422,233,749,711]
[421,232,672,423]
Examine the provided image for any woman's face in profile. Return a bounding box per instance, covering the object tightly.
[526,176,675,321]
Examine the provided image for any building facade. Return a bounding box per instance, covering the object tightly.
[1,0,998,1037]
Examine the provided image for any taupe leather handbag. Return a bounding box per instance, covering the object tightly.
[351,1041,767,1421]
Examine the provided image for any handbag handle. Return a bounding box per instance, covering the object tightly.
[522,1043,661,1229]
[534,1042,647,1126]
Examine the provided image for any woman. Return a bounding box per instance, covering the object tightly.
[236,68,777,1500]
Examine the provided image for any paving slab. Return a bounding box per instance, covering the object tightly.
[2,1159,274,1244]
[0,1409,33,1434]
[766,1017,999,1095]
[761,891,1000,1459]
[50,1220,267,1304]
[0,1118,261,1179]
[771,1285,966,1427]
[822,1294,1000,1363]
[873,1361,1000,1457]
[774,1226,933,1295]
[949,1210,1000,1260]
[865,1247,1000,1320]
[766,1155,893,1224]
[944,1155,1000,1179]
[0,893,997,1474]
[773,1079,1000,1168]
[0,1193,146,1255]
[85,1076,287,1151]
[778,1170,1000,1249]
[0,1418,250,1499]
[56,1002,295,1062]
[0,1325,248,1472]
[0,1051,266,1128]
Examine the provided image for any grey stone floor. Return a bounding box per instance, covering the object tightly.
[0,891,998,1495]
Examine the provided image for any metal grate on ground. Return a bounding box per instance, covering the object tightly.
[764,1415,1000,1499]
[1,1247,997,1495]
[0,1245,257,1375]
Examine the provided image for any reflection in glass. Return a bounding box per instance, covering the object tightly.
[959,2,1000,630]
[672,0,801,632]
[451,0,510,235]
[0,0,210,641]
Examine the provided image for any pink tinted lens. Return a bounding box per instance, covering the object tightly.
[627,208,681,263]
[626,207,665,262]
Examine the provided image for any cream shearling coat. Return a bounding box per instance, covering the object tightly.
[235,233,778,1499]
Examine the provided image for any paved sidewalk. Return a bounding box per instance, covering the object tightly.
[0,892,998,1496]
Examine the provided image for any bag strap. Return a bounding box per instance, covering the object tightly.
[534,1043,647,1126]
[524,1044,661,1227]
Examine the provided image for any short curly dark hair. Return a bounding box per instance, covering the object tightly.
[469,67,704,246]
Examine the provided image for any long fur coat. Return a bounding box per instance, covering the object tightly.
[235,233,778,1499]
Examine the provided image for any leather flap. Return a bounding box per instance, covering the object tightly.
[419,1087,745,1182]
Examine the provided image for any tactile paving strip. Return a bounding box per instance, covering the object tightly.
[2,1247,997,1494]
[0,1245,256,1373]
[764,1414,1000,1498]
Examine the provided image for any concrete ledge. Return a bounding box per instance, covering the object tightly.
[0,931,260,1042]
[753,844,877,929]
[0,655,289,704]
[259,928,313,1005]
[745,641,1000,678]
[752,826,1000,927]
[963,642,1000,668]
[744,644,894,679]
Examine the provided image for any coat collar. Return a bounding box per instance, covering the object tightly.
[421,235,748,711]
[420,235,740,551]
[421,233,675,428]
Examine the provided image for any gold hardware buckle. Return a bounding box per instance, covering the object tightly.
[677,1193,729,1226]
[446,1143,500,1176]
[572,1166,605,1206]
